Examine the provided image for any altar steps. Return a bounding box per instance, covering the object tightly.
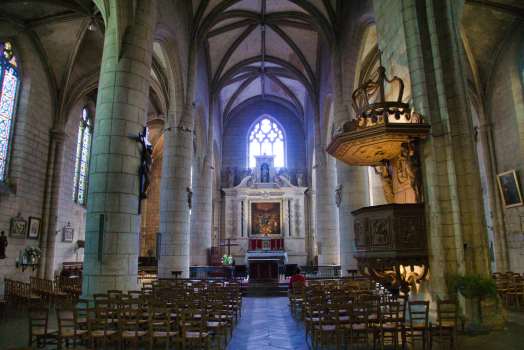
[242,279,288,297]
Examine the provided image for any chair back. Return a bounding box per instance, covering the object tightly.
[436,300,459,329]
[28,306,51,344]
[117,307,142,334]
[378,301,400,326]
[148,307,172,336]
[408,300,429,329]
[181,308,205,335]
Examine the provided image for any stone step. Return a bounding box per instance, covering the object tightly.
[241,279,289,297]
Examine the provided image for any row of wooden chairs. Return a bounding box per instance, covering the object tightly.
[493,272,524,309]
[293,281,459,350]
[4,279,43,311]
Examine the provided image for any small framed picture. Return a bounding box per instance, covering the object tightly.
[10,212,26,238]
[27,217,41,239]
[63,224,74,242]
[497,170,524,208]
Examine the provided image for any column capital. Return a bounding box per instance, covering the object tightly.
[50,129,68,142]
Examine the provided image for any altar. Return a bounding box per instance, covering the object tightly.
[222,155,308,268]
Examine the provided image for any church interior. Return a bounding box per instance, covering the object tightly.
[1,0,524,348]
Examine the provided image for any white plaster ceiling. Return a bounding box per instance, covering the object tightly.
[198,0,333,127]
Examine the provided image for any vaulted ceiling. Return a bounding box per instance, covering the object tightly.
[192,0,336,128]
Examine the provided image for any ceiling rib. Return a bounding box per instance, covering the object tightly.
[465,0,524,19]
[212,23,259,90]
[223,75,259,117]
[207,18,258,37]
[266,74,304,116]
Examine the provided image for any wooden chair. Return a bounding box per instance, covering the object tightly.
[86,307,118,350]
[180,308,210,350]
[117,307,148,350]
[373,301,401,350]
[429,300,459,350]
[290,280,306,317]
[345,302,370,350]
[506,276,524,309]
[28,306,58,348]
[148,307,178,350]
[56,307,88,350]
[314,302,343,349]
[304,296,323,347]
[75,298,90,329]
[404,300,429,350]
[204,301,228,350]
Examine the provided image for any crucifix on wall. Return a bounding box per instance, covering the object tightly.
[219,238,239,256]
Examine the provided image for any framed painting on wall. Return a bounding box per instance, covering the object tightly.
[251,202,281,235]
[497,169,524,208]
[63,223,74,242]
[27,217,41,239]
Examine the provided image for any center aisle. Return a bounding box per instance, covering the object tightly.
[227,296,312,350]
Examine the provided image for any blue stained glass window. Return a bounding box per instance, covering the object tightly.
[248,118,285,168]
[0,42,19,181]
[72,109,92,204]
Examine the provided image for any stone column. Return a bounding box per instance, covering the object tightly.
[158,41,198,279]
[282,199,289,237]
[295,198,305,238]
[330,44,368,273]
[289,198,296,238]
[314,105,340,265]
[243,199,249,238]
[82,0,156,296]
[306,190,317,260]
[189,162,212,266]
[212,198,221,246]
[40,127,68,279]
[236,199,242,239]
[480,125,509,271]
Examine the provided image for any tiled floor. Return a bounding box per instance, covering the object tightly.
[2,297,524,349]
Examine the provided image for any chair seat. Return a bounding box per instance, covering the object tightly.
[430,321,455,328]
[61,329,88,337]
[185,331,210,338]
[206,321,228,327]
[152,331,178,337]
[122,330,147,338]
[346,324,366,330]
[305,317,319,322]
[315,325,336,331]
[32,329,58,336]
[408,322,427,329]
[374,323,398,330]
[91,330,117,337]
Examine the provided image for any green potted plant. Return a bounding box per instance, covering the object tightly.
[446,273,499,333]
[222,254,234,280]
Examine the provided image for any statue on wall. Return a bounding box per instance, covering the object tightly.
[373,162,395,204]
[280,168,290,181]
[296,170,304,187]
[228,167,235,188]
[335,184,342,207]
[241,167,252,180]
[0,231,7,259]
[139,127,153,199]
[399,140,422,203]
[261,164,269,183]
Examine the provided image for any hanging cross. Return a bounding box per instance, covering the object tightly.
[219,238,239,256]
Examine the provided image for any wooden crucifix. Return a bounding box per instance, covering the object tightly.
[219,238,239,256]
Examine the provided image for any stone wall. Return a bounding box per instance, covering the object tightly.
[222,101,307,188]
[0,24,54,294]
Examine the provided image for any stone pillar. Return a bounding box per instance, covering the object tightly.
[40,127,68,279]
[306,190,317,261]
[236,199,242,239]
[243,199,249,238]
[189,162,212,266]
[330,44,368,273]
[289,199,296,238]
[212,198,221,246]
[314,104,340,265]
[158,41,198,279]
[282,199,289,237]
[82,0,156,296]
[295,198,305,238]
[480,125,509,271]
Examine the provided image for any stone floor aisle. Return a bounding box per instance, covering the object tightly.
[227,297,313,350]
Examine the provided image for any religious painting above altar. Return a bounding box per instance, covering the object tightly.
[251,202,281,235]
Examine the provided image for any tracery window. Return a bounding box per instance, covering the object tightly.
[249,118,284,168]
[72,108,92,205]
[0,42,19,181]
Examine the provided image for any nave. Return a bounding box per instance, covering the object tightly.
[2,295,524,350]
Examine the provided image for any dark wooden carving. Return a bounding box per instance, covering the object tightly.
[352,203,428,295]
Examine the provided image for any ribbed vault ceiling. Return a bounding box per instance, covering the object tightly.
[193,0,336,127]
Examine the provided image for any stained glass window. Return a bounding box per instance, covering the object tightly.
[72,109,92,204]
[248,118,285,168]
[0,42,19,181]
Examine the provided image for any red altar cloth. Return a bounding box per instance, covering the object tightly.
[249,238,284,251]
